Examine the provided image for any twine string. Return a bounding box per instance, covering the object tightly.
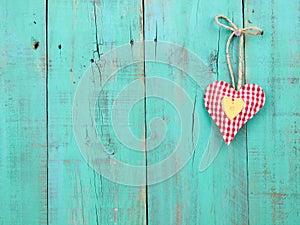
[215,15,263,90]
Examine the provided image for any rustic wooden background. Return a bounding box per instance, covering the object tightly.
[0,0,299,224]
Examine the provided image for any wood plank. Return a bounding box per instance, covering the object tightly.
[245,1,300,224]
[0,0,47,224]
[144,0,249,224]
[48,0,146,224]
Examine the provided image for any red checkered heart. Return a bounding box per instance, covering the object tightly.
[204,81,265,145]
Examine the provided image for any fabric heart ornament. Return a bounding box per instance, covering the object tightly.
[204,81,265,145]
[203,15,266,145]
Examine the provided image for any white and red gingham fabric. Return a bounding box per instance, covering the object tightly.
[204,81,265,145]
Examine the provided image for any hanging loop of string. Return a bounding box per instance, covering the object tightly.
[215,15,263,90]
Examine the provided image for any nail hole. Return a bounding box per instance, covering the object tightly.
[154,38,157,42]
[130,39,134,45]
[58,44,62,49]
[32,41,40,50]
[33,21,36,24]
[252,9,255,13]
[261,31,264,35]
[90,59,95,63]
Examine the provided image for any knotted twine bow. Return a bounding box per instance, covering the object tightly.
[215,15,263,90]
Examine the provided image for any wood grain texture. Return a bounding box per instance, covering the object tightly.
[145,0,249,224]
[0,0,299,224]
[0,1,47,224]
[245,1,300,224]
[48,0,146,224]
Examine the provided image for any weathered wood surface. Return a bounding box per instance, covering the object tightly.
[48,0,146,224]
[245,1,300,224]
[144,1,249,224]
[0,1,47,224]
[0,0,299,224]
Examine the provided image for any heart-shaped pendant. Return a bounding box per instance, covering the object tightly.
[222,97,244,120]
[204,81,265,145]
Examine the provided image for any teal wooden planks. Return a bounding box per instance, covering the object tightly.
[48,0,146,224]
[144,0,249,224]
[0,0,47,224]
[0,0,299,224]
[245,1,300,224]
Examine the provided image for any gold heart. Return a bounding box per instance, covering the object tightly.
[222,97,244,120]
